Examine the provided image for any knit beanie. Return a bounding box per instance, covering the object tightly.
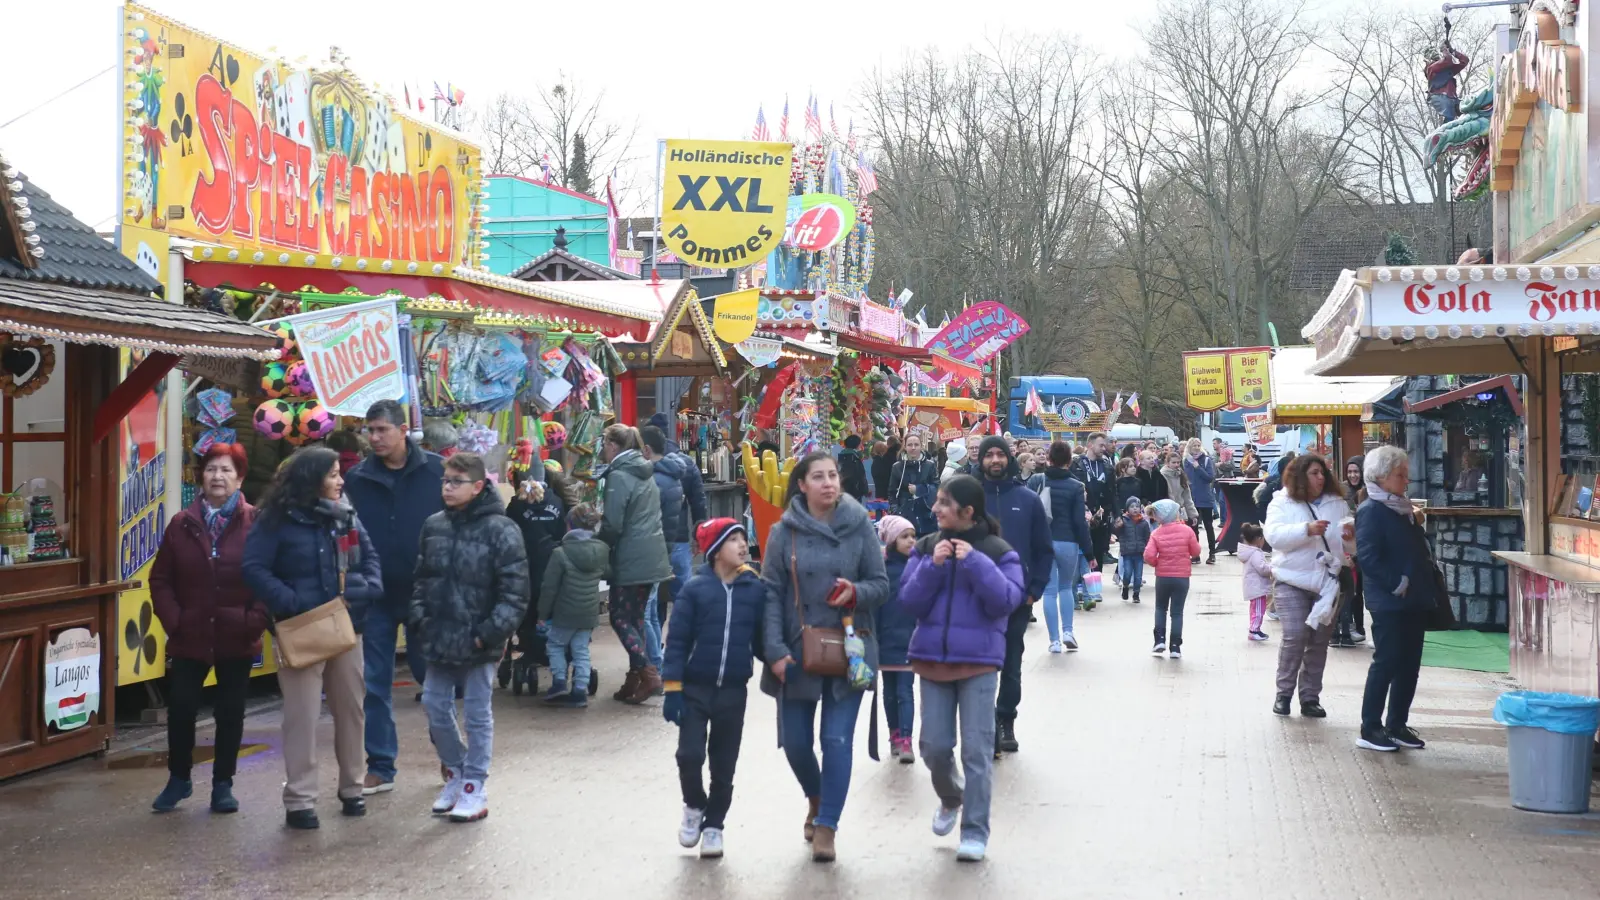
[1152,499,1180,524]
[696,517,746,559]
[877,514,915,547]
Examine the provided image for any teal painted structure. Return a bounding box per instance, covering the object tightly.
[483,175,610,275]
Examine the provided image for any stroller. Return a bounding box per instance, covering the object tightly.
[499,616,602,698]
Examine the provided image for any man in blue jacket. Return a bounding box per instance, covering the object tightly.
[344,399,445,794]
[977,436,1054,756]
[642,425,708,672]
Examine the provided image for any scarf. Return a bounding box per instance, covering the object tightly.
[313,497,362,573]
[914,517,1012,565]
[203,490,242,544]
[1366,483,1415,523]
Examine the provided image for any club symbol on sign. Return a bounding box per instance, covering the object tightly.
[169,93,194,157]
[123,600,159,675]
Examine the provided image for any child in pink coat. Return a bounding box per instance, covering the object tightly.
[1238,522,1273,642]
[1144,499,1201,659]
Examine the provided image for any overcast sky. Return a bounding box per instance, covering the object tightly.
[3,0,1454,227]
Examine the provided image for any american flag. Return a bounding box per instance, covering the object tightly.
[541,153,553,184]
[778,96,789,141]
[804,94,823,141]
[752,106,770,141]
[846,120,856,153]
[829,102,838,137]
[433,82,447,101]
[854,151,879,195]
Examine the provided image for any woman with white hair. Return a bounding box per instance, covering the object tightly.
[1264,454,1352,719]
[1353,445,1435,752]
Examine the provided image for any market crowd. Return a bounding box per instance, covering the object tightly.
[146,408,1435,862]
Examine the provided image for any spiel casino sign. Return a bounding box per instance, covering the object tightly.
[662,140,790,269]
[120,4,483,266]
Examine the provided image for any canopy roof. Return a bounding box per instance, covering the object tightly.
[1268,345,1400,422]
[1300,266,1600,377]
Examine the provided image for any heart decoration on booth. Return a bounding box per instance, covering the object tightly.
[0,334,56,398]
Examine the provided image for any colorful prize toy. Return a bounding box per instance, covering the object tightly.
[286,360,315,397]
[294,399,336,442]
[266,320,297,359]
[259,361,291,399]
[253,398,297,440]
[542,420,567,452]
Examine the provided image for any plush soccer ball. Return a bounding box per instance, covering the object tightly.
[294,399,336,442]
[285,361,315,397]
[542,420,566,451]
[259,362,291,399]
[265,321,297,359]
[253,399,296,440]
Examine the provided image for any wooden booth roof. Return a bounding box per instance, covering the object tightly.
[0,155,277,359]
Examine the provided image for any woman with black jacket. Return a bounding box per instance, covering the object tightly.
[242,447,383,830]
[504,466,568,692]
[1039,442,1096,652]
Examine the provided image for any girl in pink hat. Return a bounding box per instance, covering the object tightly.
[877,515,919,763]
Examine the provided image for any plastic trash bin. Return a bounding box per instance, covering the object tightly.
[1492,691,1600,814]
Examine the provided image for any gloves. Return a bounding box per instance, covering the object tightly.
[662,690,684,725]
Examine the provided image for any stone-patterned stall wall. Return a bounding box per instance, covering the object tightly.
[1401,375,1523,630]
[1423,512,1522,629]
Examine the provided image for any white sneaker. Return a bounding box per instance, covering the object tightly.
[956,838,987,862]
[431,768,464,815]
[699,826,724,858]
[932,805,960,837]
[1048,641,1063,654]
[1169,648,1182,659]
[1266,610,1280,621]
[1152,642,1167,656]
[1063,631,1079,651]
[448,781,487,822]
[678,805,705,847]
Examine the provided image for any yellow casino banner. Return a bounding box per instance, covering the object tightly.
[661,140,791,268]
[1182,351,1229,412]
[120,3,483,267]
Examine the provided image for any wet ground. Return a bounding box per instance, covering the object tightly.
[3,559,1599,899]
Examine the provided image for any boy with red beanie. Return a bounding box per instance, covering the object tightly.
[663,518,765,859]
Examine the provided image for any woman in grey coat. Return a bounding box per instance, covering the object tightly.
[762,451,889,863]
[598,424,674,703]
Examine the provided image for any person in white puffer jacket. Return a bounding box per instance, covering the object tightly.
[1263,454,1354,720]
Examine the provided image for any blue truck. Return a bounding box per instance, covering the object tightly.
[1006,375,1098,440]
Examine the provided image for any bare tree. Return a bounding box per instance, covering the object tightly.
[465,75,639,202]
[862,35,1103,375]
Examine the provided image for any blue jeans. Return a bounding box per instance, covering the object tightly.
[1119,556,1145,593]
[666,541,693,602]
[920,670,998,843]
[882,671,916,739]
[644,585,664,669]
[781,684,864,830]
[363,603,421,782]
[545,626,593,691]
[1040,540,1083,641]
[422,661,496,784]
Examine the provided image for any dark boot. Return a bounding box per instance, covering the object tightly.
[1272,694,1292,716]
[613,668,641,702]
[209,778,239,814]
[626,666,662,704]
[285,809,320,830]
[152,776,192,812]
[811,825,836,862]
[998,719,1019,753]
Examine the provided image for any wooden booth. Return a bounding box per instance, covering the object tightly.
[0,162,277,779]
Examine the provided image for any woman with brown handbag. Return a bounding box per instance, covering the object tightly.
[243,446,383,830]
[761,451,890,863]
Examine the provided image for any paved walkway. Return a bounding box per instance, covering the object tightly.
[3,559,1598,898]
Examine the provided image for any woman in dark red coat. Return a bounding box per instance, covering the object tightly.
[148,443,268,814]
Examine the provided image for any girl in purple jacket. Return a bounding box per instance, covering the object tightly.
[896,475,1026,863]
